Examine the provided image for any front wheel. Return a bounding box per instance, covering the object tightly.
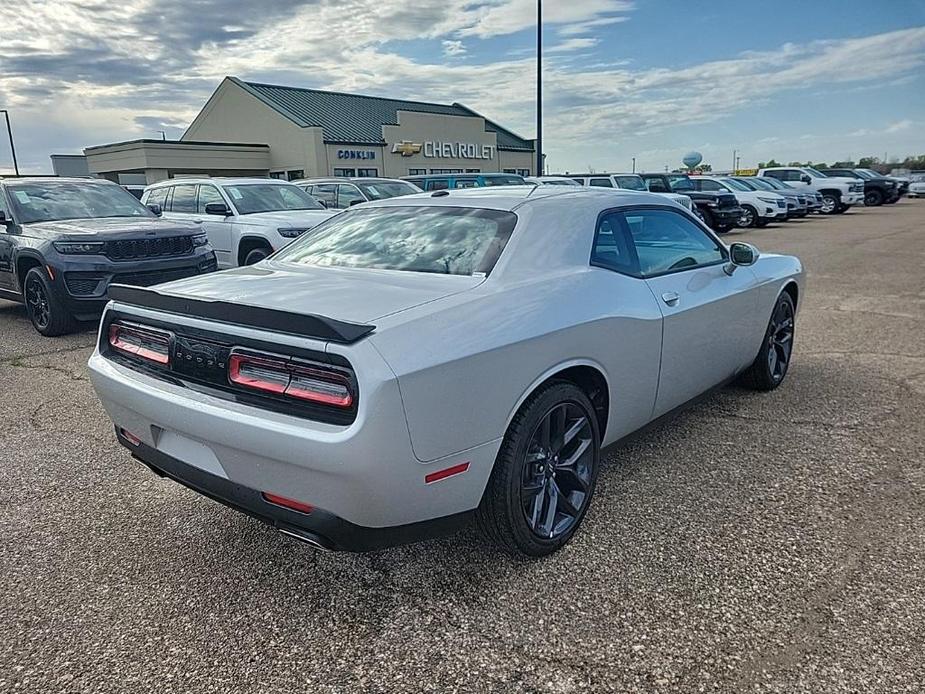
[820,193,839,214]
[476,382,601,558]
[23,267,76,337]
[738,205,757,228]
[243,247,270,265]
[740,291,795,391]
[864,189,884,206]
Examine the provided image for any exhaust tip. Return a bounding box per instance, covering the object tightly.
[277,526,333,552]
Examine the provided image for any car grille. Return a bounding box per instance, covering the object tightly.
[113,260,214,288]
[106,236,194,261]
[851,182,864,193]
[717,194,739,209]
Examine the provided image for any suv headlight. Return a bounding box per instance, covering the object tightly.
[191,233,209,247]
[53,241,106,254]
[277,227,309,238]
[757,196,779,203]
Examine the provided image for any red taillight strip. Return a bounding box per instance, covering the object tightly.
[228,351,354,408]
[425,462,470,484]
[262,492,314,514]
[109,323,170,365]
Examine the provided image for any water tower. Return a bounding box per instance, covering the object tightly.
[682,151,702,171]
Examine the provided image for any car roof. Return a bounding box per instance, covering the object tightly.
[2,177,117,185]
[146,177,291,188]
[361,185,670,212]
[293,177,410,184]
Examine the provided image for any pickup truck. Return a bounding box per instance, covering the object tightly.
[639,173,743,233]
[757,167,864,214]
[820,169,898,206]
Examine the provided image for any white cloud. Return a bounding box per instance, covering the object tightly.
[442,40,467,57]
[547,38,600,53]
[885,119,913,133]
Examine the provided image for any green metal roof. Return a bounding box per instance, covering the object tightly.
[230,77,534,152]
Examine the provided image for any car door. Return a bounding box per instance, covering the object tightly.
[197,183,234,267]
[0,188,14,289]
[622,207,760,417]
[336,184,366,207]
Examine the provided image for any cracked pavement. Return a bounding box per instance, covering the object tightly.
[1,201,924,693]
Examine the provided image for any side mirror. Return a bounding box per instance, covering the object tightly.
[204,202,231,216]
[316,199,327,209]
[147,203,162,216]
[725,242,759,275]
[348,199,363,207]
[800,174,811,183]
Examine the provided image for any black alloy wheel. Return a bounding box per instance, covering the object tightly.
[521,402,594,540]
[23,266,76,337]
[740,291,795,391]
[864,189,884,206]
[477,381,601,558]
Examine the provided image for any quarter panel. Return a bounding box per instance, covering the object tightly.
[370,268,663,461]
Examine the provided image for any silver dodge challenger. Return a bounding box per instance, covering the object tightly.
[88,186,803,557]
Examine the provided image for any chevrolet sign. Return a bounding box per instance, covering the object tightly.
[423,142,495,160]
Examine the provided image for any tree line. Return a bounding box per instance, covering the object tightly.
[756,154,925,173]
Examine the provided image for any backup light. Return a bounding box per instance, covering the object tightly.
[109,323,170,365]
[228,351,354,408]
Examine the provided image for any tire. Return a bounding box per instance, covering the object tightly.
[243,247,270,265]
[755,218,769,228]
[864,189,884,206]
[738,205,757,228]
[835,203,849,214]
[23,266,76,337]
[820,193,839,215]
[739,291,795,392]
[700,207,715,229]
[476,381,601,558]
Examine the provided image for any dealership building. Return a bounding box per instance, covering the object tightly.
[83,77,536,183]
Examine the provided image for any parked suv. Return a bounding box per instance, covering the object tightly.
[294,177,421,209]
[820,169,899,207]
[402,173,528,191]
[639,173,743,232]
[569,173,695,212]
[734,177,819,215]
[143,178,337,268]
[758,167,863,214]
[690,176,787,228]
[0,178,215,336]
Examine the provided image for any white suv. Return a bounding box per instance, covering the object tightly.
[757,167,864,214]
[142,178,338,268]
[690,176,787,228]
[570,173,694,211]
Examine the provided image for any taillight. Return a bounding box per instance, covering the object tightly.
[109,323,170,365]
[228,351,354,408]
[262,492,314,514]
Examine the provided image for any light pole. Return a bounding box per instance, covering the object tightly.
[1,110,20,176]
[732,149,737,174]
[632,157,636,173]
[536,0,542,176]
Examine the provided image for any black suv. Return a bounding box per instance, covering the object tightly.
[820,169,898,207]
[639,173,743,233]
[0,178,217,336]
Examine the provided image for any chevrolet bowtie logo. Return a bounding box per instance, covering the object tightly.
[392,140,422,157]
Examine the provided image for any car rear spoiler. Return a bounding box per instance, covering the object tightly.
[107,284,376,344]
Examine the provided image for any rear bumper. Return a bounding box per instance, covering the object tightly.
[120,430,473,552]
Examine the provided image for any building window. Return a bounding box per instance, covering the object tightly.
[334,168,356,177]
[408,168,427,176]
[356,168,378,178]
[503,169,516,174]
[516,169,531,177]
[269,171,286,180]
[287,170,304,181]
[465,169,481,173]
[430,168,463,174]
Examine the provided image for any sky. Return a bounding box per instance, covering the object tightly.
[0,0,923,175]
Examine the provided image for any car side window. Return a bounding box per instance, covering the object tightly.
[171,184,198,213]
[623,208,725,277]
[591,212,640,277]
[782,170,801,182]
[699,180,722,191]
[198,185,225,213]
[764,171,784,181]
[336,184,365,208]
[0,188,10,222]
[312,184,337,207]
[426,180,449,191]
[145,187,168,209]
[454,178,478,188]
[589,178,614,188]
[645,178,669,193]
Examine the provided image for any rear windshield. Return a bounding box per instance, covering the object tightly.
[355,181,421,200]
[274,206,517,276]
[614,175,646,191]
[667,175,694,192]
[483,175,527,186]
[6,182,154,224]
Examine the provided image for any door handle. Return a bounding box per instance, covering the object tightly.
[661,291,680,307]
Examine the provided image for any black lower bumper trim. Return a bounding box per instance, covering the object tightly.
[117,430,474,552]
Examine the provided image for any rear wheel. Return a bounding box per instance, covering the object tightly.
[476,382,600,558]
[740,291,795,391]
[738,205,757,228]
[23,267,76,337]
[243,247,270,265]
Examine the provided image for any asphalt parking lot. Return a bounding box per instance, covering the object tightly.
[1,201,924,693]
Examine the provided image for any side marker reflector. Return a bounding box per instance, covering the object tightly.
[120,428,142,446]
[262,492,314,515]
[425,462,470,484]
